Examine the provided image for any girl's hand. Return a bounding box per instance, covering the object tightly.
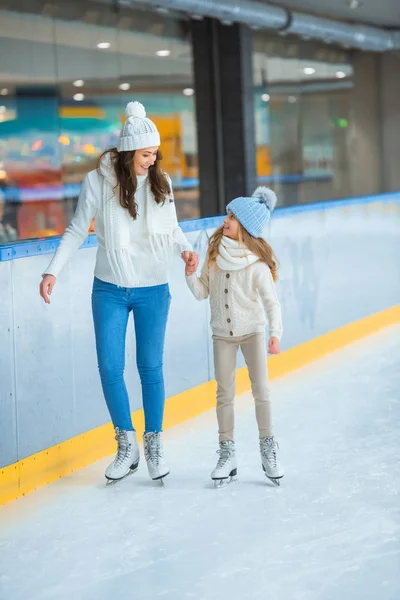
[268,337,280,355]
[182,251,199,275]
[185,263,197,276]
[40,274,56,304]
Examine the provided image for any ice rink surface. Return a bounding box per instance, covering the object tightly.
[1,326,399,600]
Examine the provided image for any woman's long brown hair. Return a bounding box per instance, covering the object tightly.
[97,147,171,219]
[207,223,279,281]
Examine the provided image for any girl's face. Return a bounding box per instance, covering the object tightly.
[223,211,240,240]
[133,147,159,176]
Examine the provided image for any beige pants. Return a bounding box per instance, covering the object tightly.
[213,332,272,442]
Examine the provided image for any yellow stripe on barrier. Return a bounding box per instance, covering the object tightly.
[1,304,399,507]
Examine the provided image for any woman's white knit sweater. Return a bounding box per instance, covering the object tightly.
[45,160,192,288]
[186,258,283,339]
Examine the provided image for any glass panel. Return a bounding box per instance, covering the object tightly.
[0,7,60,242]
[253,34,353,207]
[0,0,198,245]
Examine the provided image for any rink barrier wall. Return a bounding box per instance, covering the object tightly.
[1,304,399,506]
[1,190,399,263]
[1,192,400,506]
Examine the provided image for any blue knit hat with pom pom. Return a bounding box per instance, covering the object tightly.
[226,186,277,238]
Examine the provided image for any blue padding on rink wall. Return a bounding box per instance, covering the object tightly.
[1,191,399,262]
[0,233,98,262]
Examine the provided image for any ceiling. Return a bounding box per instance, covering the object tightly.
[65,0,400,29]
[0,9,192,89]
[0,8,354,90]
[262,0,400,28]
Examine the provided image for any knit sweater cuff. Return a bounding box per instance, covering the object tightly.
[269,329,283,341]
[180,242,193,253]
[42,257,62,279]
[173,229,192,253]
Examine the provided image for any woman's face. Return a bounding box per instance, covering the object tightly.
[133,147,159,176]
[223,211,240,240]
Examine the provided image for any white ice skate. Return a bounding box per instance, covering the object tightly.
[260,437,284,486]
[143,432,170,483]
[105,428,140,484]
[211,440,237,488]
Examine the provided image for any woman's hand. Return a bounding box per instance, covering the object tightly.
[40,274,56,304]
[182,251,199,275]
[268,337,281,355]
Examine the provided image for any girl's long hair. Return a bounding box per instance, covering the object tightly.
[207,223,279,282]
[97,147,171,219]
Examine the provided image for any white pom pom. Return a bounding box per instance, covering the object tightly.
[252,186,277,212]
[125,101,146,119]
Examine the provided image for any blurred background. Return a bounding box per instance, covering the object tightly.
[0,0,398,242]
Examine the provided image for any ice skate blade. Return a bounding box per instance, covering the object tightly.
[105,461,139,486]
[267,476,282,486]
[152,471,170,485]
[213,475,237,489]
[262,465,283,486]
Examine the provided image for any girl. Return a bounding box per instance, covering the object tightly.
[39,101,198,484]
[185,187,283,486]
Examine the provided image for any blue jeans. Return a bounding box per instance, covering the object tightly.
[91,277,171,433]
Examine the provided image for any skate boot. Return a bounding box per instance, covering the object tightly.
[143,432,170,482]
[260,436,284,486]
[105,428,140,483]
[211,440,237,488]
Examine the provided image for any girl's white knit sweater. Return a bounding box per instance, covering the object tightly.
[186,259,283,339]
[45,160,192,288]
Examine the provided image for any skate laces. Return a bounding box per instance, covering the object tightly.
[145,433,162,465]
[216,442,235,469]
[114,428,131,467]
[261,437,278,467]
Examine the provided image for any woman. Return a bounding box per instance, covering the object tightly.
[40,101,198,484]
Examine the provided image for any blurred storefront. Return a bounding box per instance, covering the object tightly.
[0,0,199,242]
[253,34,354,207]
[0,0,395,243]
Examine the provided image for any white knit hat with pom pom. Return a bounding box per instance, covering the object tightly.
[118,101,160,152]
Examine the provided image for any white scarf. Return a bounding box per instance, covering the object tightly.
[216,236,259,271]
[99,154,173,286]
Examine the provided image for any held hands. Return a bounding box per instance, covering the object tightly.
[40,274,56,304]
[40,255,198,304]
[268,337,280,355]
[182,251,199,276]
